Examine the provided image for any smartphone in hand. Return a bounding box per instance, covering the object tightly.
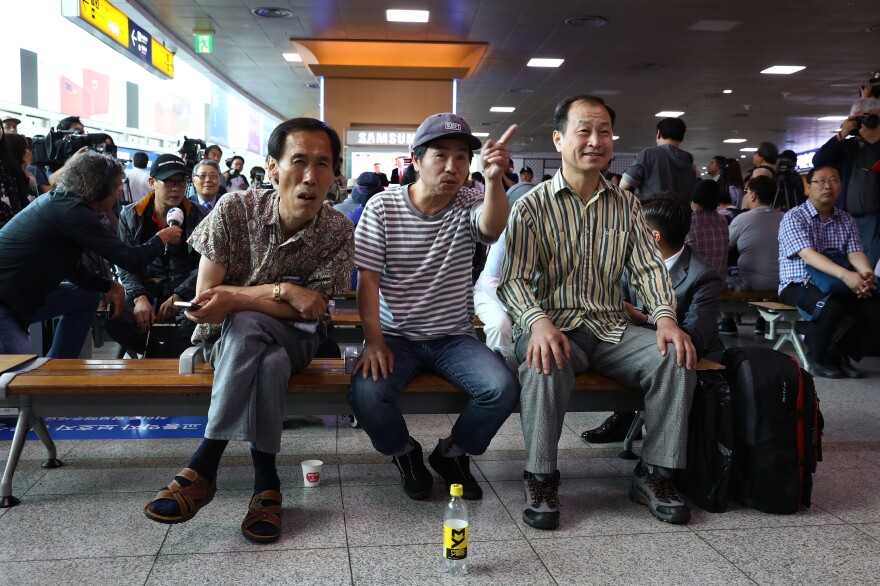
[173,301,203,311]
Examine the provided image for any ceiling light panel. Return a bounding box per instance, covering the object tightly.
[817,116,847,121]
[761,65,806,74]
[740,147,758,152]
[282,53,302,62]
[490,106,515,113]
[655,111,684,117]
[723,138,747,143]
[527,58,564,68]
[386,9,429,23]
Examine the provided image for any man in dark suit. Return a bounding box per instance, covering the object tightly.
[582,192,724,443]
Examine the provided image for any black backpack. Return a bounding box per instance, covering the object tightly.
[721,346,823,514]
[675,370,734,512]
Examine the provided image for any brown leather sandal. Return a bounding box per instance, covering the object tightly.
[143,468,217,524]
[241,490,283,544]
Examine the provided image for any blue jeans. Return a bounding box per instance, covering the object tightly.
[0,282,100,358]
[348,334,520,455]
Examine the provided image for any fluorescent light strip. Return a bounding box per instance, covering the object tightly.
[740,147,758,152]
[282,53,302,62]
[760,65,805,75]
[386,9,429,22]
[472,132,490,137]
[655,111,684,117]
[723,138,747,143]
[817,115,847,121]
[490,106,515,113]
[612,136,620,140]
[527,58,564,68]
[722,89,733,94]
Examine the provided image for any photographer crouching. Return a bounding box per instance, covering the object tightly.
[0,151,182,357]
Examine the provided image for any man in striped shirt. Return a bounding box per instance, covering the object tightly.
[349,113,520,501]
[498,96,697,529]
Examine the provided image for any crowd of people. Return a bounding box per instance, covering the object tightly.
[0,88,878,543]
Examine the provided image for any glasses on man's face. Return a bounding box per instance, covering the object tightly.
[160,178,187,188]
[810,177,841,186]
[195,173,220,181]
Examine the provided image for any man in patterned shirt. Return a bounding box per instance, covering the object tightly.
[778,164,880,379]
[349,113,520,502]
[144,118,354,544]
[498,95,697,529]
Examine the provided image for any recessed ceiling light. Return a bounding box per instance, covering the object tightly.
[472,132,489,137]
[251,7,293,18]
[761,65,806,75]
[612,136,620,140]
[528,58,564,68]
[282,53,302,62]
[740,155,746,158]
[490,106,515,113]
[564,16,607,27]
[655,111,684,117]
[817,115,848,121]
[386,9,429,23]
[722,89,733,94]
[740,147,758,152]
[723,138,747,143]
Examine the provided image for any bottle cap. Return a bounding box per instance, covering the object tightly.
[450,483,463,497]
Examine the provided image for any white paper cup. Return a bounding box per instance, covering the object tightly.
[301,459,324,487]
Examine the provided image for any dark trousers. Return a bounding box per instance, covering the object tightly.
[780,282,880,362]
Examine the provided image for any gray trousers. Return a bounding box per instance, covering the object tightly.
[204,311,318,453]
[516,324,695,473]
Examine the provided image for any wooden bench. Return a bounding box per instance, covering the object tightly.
[749,301,809,368]
[0,354,721,507]
[719,290,778,313]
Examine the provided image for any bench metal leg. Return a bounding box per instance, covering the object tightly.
[619,411,644,460]
[1,405,32,508]
[31,417,63,469]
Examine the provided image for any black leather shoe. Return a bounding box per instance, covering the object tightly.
[581,412,639,444]
[829,348,861,379]
[809,360,842,379]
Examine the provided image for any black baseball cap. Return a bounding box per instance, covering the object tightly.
[411,112,482,151]
[150,154,188,180]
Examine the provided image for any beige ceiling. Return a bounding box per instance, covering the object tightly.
[126,0,879,166]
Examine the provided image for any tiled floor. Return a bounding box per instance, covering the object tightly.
[2,334,880,585]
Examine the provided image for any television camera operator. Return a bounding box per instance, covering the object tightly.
[0,151,182,357]
[105,154,206,358]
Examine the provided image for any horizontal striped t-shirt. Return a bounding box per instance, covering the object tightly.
[355,184,496,340]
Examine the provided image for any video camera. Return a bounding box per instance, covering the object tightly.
[31,128,117,170]
[856,114,880,130]
[178,136,207,174]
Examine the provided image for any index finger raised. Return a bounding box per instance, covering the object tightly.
[495,124,518,146]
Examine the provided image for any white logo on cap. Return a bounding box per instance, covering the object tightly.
[444,122,462,131]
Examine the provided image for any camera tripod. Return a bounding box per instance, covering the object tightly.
[771,179,798,211]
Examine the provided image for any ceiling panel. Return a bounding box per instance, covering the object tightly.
[125,0,880,162]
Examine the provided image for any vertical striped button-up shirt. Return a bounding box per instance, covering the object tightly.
[497,171,677,344]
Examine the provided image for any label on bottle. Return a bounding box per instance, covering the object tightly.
[443,520,468,560]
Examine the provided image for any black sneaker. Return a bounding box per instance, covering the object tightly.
[629,461,690,524]
[718,318,738,337]
[391,438,433,500]
[754,316,766,338]
[428,443,482,500]
[522,470,561,530]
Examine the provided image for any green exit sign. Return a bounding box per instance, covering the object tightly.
[194,34,213,54]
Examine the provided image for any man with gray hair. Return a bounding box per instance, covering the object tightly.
[188,159,224,211]
[0,151,181,357]
[813,96,880,266]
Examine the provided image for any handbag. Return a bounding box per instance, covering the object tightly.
[794,248,855,321]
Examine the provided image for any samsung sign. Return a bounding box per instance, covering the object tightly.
[346,130,416,147]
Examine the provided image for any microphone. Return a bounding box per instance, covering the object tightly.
[165,207,184,255]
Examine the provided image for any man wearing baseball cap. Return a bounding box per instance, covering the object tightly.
[1,117,21,135]
[105,153,207,357]
[349,113,521,501]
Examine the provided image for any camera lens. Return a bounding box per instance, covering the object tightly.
[862,114,880,129]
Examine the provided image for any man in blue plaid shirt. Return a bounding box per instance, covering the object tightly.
[778,165,880,378]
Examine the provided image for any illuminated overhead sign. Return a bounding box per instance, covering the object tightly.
[62,0,174,79]
[345,129,417,147]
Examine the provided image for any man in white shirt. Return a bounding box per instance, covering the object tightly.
[125,152,153,202]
